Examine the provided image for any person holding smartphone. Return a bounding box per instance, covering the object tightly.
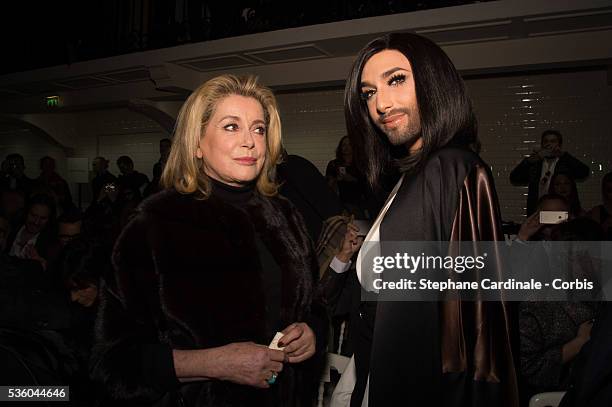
[510,129,590,216]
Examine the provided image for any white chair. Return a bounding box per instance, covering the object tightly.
[529,391,566,407]
[317,321,351,407]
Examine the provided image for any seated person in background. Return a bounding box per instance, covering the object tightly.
[6,193,59,269]
[588,171,612,240]
[35,156,74,215]
[510,129,590,216]
[549,172,586,218]
[116,155,149,196]
[520,218,603,401]
[0,213,77,387]
[91,156,117,201]
[326,136,369,218]
[559,302,612,407]
[0,153,35,197]
[57,210,82,249]
[516,193,572,242]
[84,182,124,245]
[60,237,107,404]
[0,187,26,230]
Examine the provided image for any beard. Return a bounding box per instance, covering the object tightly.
[377,107,421,148]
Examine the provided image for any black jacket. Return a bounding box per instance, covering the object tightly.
[509,153,589,215]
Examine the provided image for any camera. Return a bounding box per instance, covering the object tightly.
[103,183,117,193]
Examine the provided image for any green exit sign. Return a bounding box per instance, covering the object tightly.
[46,95,60,108]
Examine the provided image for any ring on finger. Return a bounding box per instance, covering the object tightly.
[266,371,278,385]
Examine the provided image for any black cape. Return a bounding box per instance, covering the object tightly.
[369,147,519,407]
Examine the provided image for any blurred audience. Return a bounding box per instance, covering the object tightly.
[588,171,612,240]
[60,237,108,404]
[517,194,571,242]
[510,130,590,216]
[326,136,369,218]
[6,194,59,270]
[520,218,603,401]
[57,210,83,248]
[0,188,26,230]
[144,137,171,197]
[116,155,149,196]
[277,149,343,243]
[91,156,117,202]
[0,153,35,196]
[549,172,586,218]
[35,156,74,215]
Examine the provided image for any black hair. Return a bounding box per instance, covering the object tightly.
[541,129,563,146]
[6,153,25,164]
[39,156,55,169]
[335,136,351,162]
[344,32,478,188]
[116,156,133,167]
[536,193,570,211]
[548,172,583,217]
[57,209,82,224]
[27,193,57,221]
[60,237,109,289]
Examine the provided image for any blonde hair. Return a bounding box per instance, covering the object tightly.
[161,74,282,198]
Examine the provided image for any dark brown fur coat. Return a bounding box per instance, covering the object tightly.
[90,188,326,406]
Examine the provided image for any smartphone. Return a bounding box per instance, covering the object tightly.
[338,166,347,176]
[353,219,372,237]
[539,210,568,224]
[104,183,117,193]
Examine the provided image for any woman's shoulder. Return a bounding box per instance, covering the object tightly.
[138,188,186,213]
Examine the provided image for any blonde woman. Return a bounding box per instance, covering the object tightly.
[91,75,325,407]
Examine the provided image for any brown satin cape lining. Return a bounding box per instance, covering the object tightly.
[441,164,519,407]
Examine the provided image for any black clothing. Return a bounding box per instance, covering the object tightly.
[368,147,518,407]
[0,254,79,388]
[117,170,149,193]
[0,174,35,196]
[277,155,343,242]
[36,172,74,212]
[559,303,612,407]
[326,159,368,218]
[210,179,282,342]
[520,302,598,398]
[91,186,326,406]
[510,153,590,215]
[319,268,375,407]
[91,171,117,202]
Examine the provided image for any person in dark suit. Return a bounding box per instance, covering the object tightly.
[510,130,590,216]
[90,156,117,202]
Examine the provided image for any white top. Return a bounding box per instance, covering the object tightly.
[539,157,559,197]
[356,175,405,293]
[9,225,39,258]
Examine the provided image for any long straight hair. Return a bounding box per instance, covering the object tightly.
[344,32,478,188]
